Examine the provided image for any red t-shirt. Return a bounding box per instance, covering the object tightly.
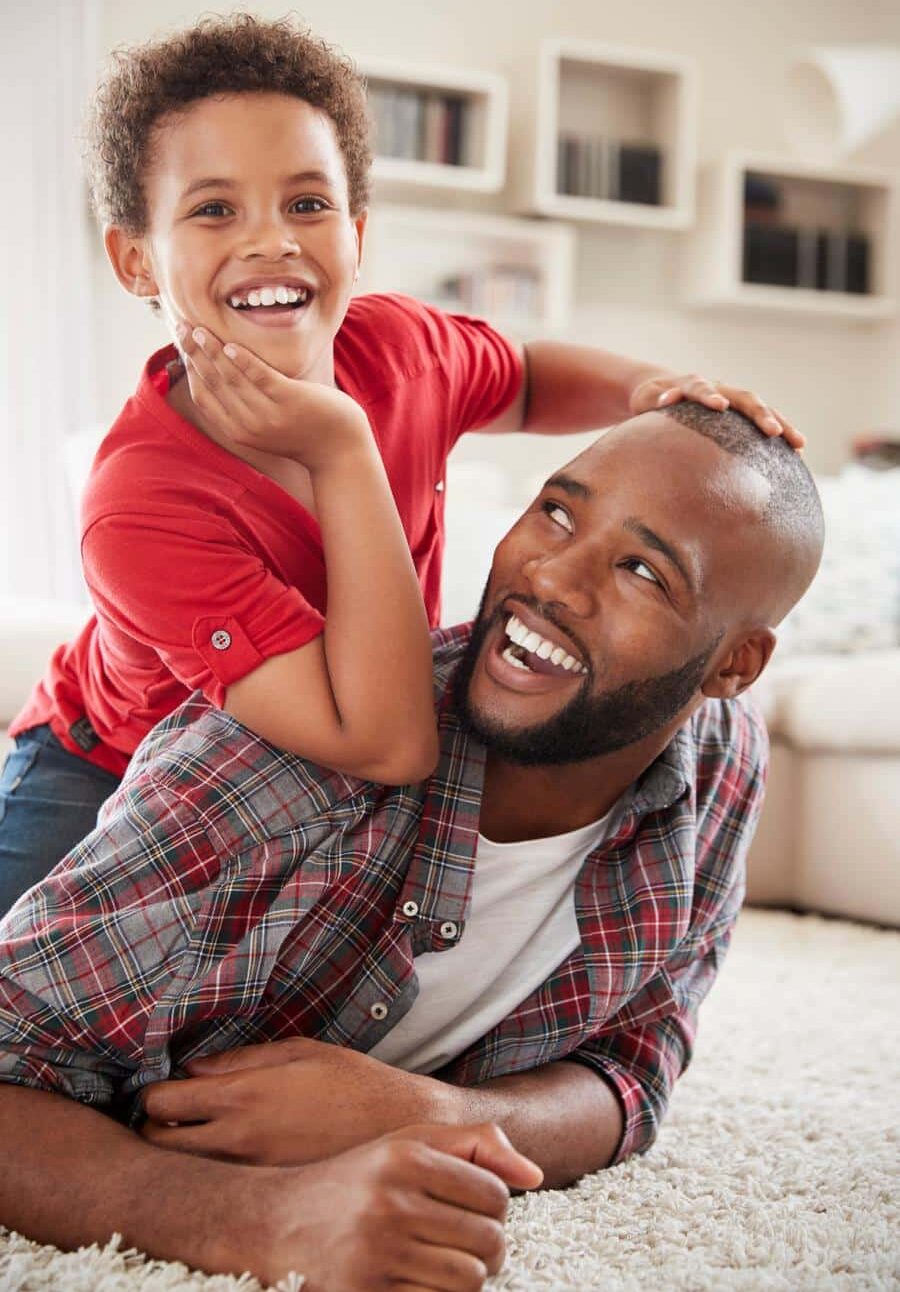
[11,293,523,775]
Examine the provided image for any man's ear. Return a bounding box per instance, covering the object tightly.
[701,629,776,700]
[104,225,159,301]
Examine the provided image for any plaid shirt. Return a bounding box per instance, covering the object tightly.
[0,626,767,1163]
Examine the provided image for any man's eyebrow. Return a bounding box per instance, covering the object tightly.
[623,517,696,593]
[543,473,593,500]
[181,170,337,199]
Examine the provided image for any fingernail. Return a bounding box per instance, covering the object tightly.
[223,343,238,359]
[657,389,678,406]
[192,328,206,347]
[765,417,782,433]
[174,320,188,339]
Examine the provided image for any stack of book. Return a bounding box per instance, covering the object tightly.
[437,266,542,319]
[743,225,870,294]
[741,173,870,294]
[368,83,468,166]
[556,136,661,205]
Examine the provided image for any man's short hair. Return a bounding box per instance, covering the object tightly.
[661,401,824,553]
[85,13,372,234]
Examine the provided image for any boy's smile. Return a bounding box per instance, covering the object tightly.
[110,92,367,385]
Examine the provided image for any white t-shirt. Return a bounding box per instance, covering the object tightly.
[368,802,624,1074]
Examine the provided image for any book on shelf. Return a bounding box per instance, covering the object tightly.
[556,135,661,204]
[743,221,870,294]
[437,265,542,319]
[368,82,469,165]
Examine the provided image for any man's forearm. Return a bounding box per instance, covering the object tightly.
[451,1060,624,1189]
[522,340,670,435]
[0,1085,262,1277]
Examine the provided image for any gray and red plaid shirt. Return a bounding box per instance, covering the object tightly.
[0,626,767,1163]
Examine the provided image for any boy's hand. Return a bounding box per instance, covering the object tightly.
[174,320,370,468]
[630,372,805,449]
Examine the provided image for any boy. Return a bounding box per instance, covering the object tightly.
[0,13,801,910]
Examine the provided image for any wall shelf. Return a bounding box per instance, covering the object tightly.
[507,38,696,229]
[357,203,574,338]
[684,152,897,321]
[360,57,508,193]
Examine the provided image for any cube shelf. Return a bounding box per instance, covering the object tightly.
[507,38,696,229]
[359,57,508,193]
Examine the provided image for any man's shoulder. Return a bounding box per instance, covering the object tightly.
[686,693,770,813]
[430,624,472,700]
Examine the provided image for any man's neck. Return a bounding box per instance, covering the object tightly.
[477,727,678,844]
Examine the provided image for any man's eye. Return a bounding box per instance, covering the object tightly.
[291,197,328,213]
[542,501,573,532]
[193,202,230,217]
[623,557,661,587]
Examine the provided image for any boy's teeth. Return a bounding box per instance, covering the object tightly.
[229,286,308,309]
[504,613,585,674]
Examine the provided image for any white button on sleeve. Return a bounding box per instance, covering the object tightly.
[439,921,459,941]
[210,629,232,651]
[401,900,419,917]
[370,1002,389,1021]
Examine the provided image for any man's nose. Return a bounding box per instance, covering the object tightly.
[522,549,595,619]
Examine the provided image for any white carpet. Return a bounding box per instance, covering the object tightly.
[1,908,898,1291]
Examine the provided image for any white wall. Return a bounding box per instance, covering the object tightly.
[93,0,900,493]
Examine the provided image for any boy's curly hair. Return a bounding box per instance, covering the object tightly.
[85,13,373,232]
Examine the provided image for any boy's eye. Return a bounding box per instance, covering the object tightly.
[542,500,573,532]
[622,557,662,587]
[291,197,328,213]
[193,201,231,217]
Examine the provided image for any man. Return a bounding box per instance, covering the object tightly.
[0,402,823,1292]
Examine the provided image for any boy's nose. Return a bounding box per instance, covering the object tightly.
[522,550,595,620]
[239,216,301,259]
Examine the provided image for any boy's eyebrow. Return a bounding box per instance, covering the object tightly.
[181,170,338,199]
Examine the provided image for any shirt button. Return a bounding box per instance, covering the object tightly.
[211,629,232,651]
[370,1002,389,1021]
[401,900,419,917]
[439,921,459,941]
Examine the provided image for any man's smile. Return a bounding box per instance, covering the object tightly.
[483,603,589,694]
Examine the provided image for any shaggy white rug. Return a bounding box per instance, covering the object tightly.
[1,908,898,1291]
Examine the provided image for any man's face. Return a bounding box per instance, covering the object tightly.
[453,416,770,765]
[135,92,366,383]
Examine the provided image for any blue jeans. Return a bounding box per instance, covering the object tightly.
[0,725,122,915]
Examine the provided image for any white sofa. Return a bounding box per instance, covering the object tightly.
[2,457,898,927]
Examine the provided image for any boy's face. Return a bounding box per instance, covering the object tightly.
[108,92,367,384]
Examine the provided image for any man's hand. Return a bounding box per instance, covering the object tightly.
[246,1122,542,1291]
[141,1036,464,1166]
[173,319,371,467]
[630,372,805,449]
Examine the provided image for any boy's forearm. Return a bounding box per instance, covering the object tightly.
[311,429,438,780]
[451,1060,624,1188]
[522,340,673,434]
[0,1084,264,1277]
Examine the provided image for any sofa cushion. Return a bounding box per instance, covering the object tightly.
[761,649,900,753]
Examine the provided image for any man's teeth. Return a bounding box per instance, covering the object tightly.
[228,286,309,308]
[504,614,585,673]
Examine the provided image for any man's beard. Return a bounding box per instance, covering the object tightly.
[450,596,722,767]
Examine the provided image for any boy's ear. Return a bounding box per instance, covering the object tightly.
[104,225,160,301]
[352,208,368,279]
[701,628,776,700]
